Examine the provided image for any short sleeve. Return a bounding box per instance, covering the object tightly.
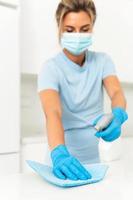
[102,53,117,79]
[37,61,59,92]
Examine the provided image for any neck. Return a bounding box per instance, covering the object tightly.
[63,49,85,66]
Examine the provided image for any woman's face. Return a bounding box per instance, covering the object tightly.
[62,11,93,33]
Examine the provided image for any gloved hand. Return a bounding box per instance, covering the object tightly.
[94,107,128,142]
[51,144,92,180]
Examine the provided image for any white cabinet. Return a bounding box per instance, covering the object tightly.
[0,154,19,175]
[0,5,20,156]
[20,136,47,173]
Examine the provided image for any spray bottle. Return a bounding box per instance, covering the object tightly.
[94,113,122,162]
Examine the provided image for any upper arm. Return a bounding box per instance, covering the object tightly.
[103,75,124,99]
[102,53,116,80]
[37,61,61,117]
[37,61,59,93]
[39,89,62,118]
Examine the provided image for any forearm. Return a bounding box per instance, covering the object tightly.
[111,91,127,110]
[45,111,65,150]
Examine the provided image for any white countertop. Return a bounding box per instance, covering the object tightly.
[0,138,133,200]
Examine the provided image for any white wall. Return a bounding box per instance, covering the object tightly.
[93,0,133,83]
[0,0,19,7]
[20,0,60,74]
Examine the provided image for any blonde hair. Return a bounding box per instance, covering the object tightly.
[56,0,97,40]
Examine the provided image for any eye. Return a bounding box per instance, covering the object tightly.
[66,29,73,33]
[82,29,90,32]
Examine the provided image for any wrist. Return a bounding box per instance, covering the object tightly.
[112,107,128,124]
[51,144,69,165]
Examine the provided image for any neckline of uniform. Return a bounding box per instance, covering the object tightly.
[60,49,90,72]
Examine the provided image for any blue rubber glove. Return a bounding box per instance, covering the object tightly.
[51,144,92,180]
[94,107,128,142]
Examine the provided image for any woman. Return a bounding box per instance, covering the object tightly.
[37,0,128,181]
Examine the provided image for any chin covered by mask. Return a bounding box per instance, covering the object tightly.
[60,32,93,56]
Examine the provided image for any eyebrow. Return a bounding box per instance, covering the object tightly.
[65,24,91,29]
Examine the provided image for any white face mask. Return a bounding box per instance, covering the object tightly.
[60,32,93,56]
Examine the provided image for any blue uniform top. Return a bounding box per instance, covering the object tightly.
[37,50,116,132]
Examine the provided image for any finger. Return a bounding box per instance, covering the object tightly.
[69,164,89,180]
[95,123,115,138]
[72,158,92,179]
[102,128,121,142]
[61,165,78,180]
[102,132,116,142]
[102,134,117,142]
[95,131,102,138]
[53,168,66,180]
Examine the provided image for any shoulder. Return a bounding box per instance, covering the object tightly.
[39,56,59,76]
[37,54,61,93]
[88,50,113,63]
[87,51,116,79]
[41,58,55,71]
[40,51,62,72]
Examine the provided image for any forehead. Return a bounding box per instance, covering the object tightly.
[63,11,92,27]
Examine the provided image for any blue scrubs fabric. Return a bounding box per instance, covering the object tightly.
[65,127,100,164]
[37,50,116,164]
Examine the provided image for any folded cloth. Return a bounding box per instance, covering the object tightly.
[26,160,109,188]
